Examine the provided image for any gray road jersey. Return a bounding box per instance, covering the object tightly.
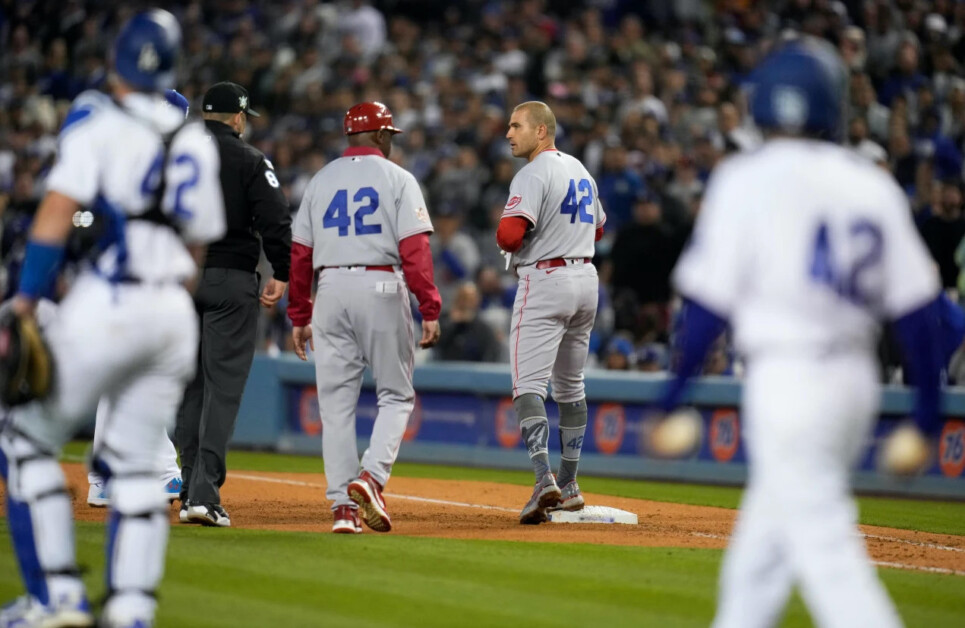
[293,152,434,267]
[501,150,606,266]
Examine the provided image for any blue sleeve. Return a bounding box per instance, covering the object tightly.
[939,293,965,365]
[658,298,728,412]
[892,297,944,435]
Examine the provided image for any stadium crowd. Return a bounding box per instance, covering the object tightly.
[2,0,965,381]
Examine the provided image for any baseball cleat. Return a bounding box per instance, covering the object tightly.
[162,476,182,503]
[0,592,94,628]
[186,503,231,527]
[557,480,585,511]
[347,471,392,532]
[519,472,561,525]
[87,482,109,508]
[332,505,363,534]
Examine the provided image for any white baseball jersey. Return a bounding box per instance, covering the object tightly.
[46,90,225,282]
[502,149,606,265]
[293,147,433,267]
[674,138,940,357]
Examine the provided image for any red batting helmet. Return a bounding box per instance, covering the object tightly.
[343,101,403,135]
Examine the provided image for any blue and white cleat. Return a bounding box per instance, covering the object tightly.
[0,592,94,628]
[87,482,109,508]
[163,477,182,503]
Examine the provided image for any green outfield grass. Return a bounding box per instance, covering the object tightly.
[0,443,958,627]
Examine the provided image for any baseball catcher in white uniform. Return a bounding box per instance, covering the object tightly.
[0,11,224,627]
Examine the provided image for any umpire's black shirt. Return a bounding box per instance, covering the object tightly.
[204,119,291,280]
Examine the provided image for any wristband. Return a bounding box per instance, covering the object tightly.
[18,240,65,299]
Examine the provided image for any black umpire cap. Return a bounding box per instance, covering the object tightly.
[202,81,260,117]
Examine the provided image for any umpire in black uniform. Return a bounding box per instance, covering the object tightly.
[177,82,291,527]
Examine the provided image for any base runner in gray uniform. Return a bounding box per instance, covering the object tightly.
[288,102,442,534]
[497,102,607,524]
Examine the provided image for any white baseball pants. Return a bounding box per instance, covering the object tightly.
[712,352,902,628]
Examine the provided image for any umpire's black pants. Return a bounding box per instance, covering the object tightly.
[176,267,260,506]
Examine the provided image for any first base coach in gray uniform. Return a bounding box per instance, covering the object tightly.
[288,101,442,534]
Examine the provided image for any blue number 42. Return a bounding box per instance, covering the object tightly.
[323,187,382,236]
[809,219,883,307]
[560,179,594,224]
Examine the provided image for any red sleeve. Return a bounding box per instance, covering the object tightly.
[595,224,604,242]
[286,241,314,327]
[496,216,530,253]
[399,232,441,321]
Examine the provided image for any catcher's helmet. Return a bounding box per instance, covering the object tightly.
[344,102,403,135]
[748,37,847,140]
[114,9,181,92]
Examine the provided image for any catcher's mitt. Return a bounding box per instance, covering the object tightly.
[0,310,53,406]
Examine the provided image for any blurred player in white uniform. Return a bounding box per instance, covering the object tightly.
[497,102,606,524]
[658,39,943,628]
[86,88,190,509]
[0,10,224,628]
[288,102,441,534]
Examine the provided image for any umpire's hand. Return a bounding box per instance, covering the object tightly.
[261,279,288,308]
[292,325,313,361]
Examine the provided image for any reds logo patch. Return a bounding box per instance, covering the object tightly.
[505,195,522,210]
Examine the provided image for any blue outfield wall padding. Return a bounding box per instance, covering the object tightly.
[234,355,965,499]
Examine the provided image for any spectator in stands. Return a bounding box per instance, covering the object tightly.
[714,101,759,154]
[431,202,481,312]
[597,144,645,231]
[880,37,928,108]
[434,281,500,363]
[851,72,891,142]
[636,343,669,373]
[606,191,680,339]
[603,334,636,371]
[921,179,965,289]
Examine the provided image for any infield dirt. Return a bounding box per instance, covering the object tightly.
[28,463,965,576]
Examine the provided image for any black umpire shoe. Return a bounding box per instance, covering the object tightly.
[186,503,231,527]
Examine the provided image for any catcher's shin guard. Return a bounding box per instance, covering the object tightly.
[0,429,84,605]
[102,473,169,624]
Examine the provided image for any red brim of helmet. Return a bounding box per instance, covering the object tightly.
[346,125,403,135]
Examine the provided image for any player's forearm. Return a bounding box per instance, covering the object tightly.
[893,296,944,435]
[496,216,529,253]
[18,191,80,299]
[287,241,314,327]
[400,233,441,321]
[29,191,79,243]
[658,297,727,411]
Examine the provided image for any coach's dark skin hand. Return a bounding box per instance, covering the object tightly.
[292,325,313,361]
[419,320,440,348]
